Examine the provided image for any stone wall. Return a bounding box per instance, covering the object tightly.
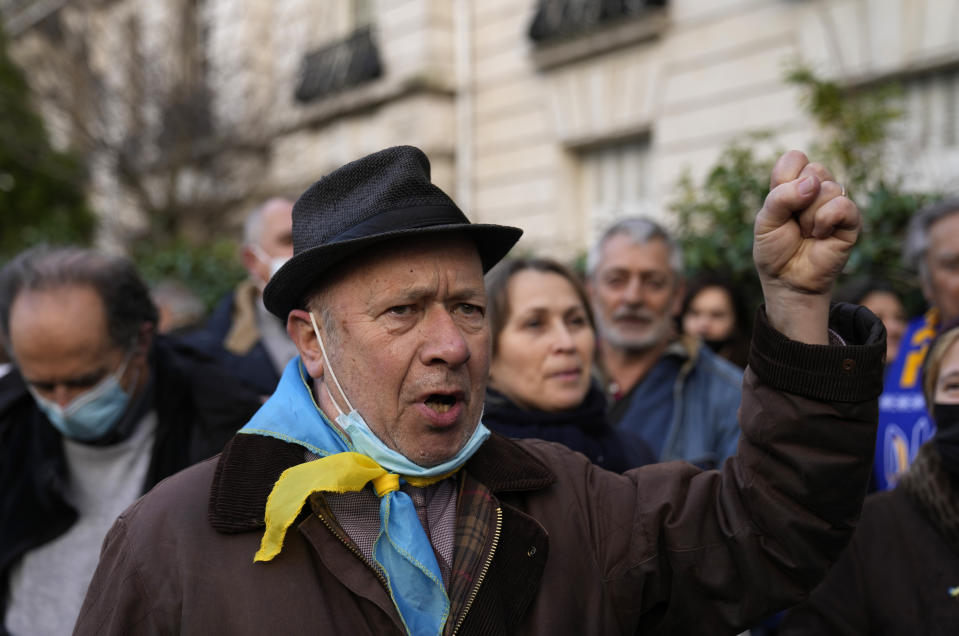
[6,0,959,253]
[466,0,959,256]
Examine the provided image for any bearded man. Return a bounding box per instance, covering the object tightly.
[587,217,744,468]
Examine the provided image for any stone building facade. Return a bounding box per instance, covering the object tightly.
[4,0,959,257]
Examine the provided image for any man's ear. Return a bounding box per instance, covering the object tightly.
[287,309,324,378]
[124,322,155,393]
[134,322,155,360]
[241,245,258,275]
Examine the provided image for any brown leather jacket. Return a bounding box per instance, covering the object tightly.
[74,305,885,635]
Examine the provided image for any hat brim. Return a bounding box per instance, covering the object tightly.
[263,223,522,318]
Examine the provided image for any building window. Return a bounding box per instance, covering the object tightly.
[294,27,381,103]
[892,66,959,189]
[579,139,654,241]
[294,0,380,103]
[900,66,959,150]
[528,0,668,43]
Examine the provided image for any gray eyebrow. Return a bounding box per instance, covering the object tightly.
[388,283,486,304]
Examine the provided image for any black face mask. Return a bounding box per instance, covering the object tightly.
[932,403,959,474]
[703,336,733,354]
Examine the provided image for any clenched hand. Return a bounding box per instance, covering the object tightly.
[753,150,861,344]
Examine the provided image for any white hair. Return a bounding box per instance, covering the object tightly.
[242,197,294,246]
[903,197,959,287]
[586,216,684,279]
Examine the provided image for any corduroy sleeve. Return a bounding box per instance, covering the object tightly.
[748,302,886,403]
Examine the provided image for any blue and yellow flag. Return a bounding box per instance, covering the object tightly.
[875,309,939,490]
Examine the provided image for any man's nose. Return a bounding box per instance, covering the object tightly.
[51,385,76,408]
[687,316,705,335]
[420,306,471,367]
[623,277,645,305]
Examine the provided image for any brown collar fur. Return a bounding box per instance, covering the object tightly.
[207,431,557,534]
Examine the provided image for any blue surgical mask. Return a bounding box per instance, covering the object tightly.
[309,312,489,476]
[29,353,136,442]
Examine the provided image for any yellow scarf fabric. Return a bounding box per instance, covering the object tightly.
[255,451,450,562]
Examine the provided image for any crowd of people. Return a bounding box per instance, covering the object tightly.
[0,143,955,634]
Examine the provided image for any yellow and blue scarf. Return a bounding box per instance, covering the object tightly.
[876,309,939,490]
[239,358,489,636]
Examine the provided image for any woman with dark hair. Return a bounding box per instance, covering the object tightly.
[779,322,959,634]
[680,274,752,369]
[484,257,655,472]
[835,277,908,363]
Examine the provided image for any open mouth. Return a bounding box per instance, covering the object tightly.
[425,394,457,414]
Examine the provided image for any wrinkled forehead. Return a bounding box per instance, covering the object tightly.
[598,234,674,272]
[260,200,294,243]
[691,286,735,311]
[9,285,115,365]
[307,233,485,306]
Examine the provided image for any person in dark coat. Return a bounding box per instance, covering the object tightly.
[0,247,261,636]
[587,217,744,469]
[179,197,297,396]
[483,257,655,471]
[780,322,959,635]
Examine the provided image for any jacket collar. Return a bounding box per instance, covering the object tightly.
[208,431,556,534]
[465,430,557,491]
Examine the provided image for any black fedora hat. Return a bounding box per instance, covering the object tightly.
[263,145,523,318]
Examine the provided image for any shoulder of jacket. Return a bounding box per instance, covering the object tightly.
[0,369,29,415]
[465,433,559,493]
[120,455,223,538]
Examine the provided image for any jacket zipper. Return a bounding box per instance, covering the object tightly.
[316,511,390,589]
[450,506,502,635]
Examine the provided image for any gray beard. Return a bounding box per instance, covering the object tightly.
[596,312,674,353]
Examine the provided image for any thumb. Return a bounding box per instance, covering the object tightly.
[756,174,821,234]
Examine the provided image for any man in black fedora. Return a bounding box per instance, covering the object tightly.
[76,146,884,635]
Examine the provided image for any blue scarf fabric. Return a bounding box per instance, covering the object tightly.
[239,358,489,635]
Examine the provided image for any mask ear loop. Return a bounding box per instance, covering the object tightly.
[309,312,355,416]
[248,243,270,266]
[116,345,136,381]
[116,345,139,397]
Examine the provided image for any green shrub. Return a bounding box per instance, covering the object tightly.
[673,64,938,316]
[0,28,94,260]
[132,236,245,312]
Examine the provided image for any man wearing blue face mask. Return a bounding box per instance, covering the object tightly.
[180,197,298,396]
[77,146,885,636]
[0,246,262,636]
